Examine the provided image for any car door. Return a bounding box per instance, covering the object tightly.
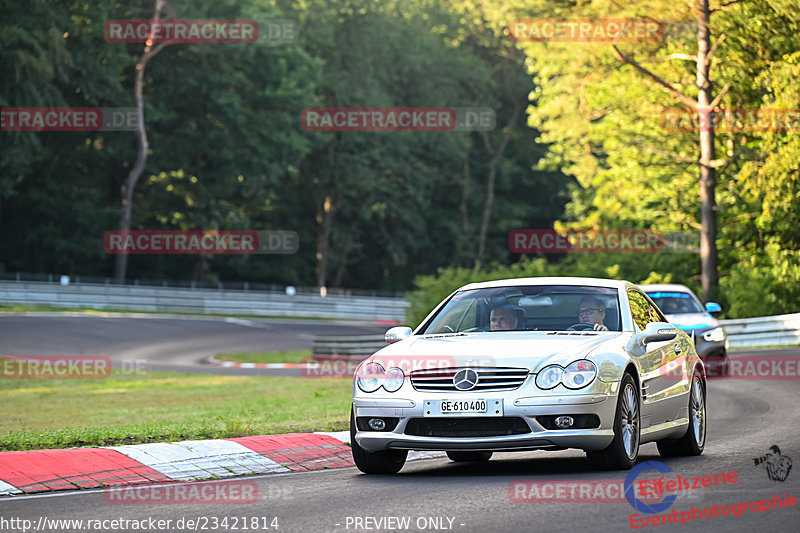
[627,289,684,428]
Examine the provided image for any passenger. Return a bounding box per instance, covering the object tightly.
[490,306,519,331]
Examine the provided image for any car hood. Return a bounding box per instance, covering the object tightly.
[665,313,718,331]
[368,331,625,373]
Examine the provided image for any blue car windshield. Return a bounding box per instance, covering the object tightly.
[646,292,704,314]
[420,285,621,333]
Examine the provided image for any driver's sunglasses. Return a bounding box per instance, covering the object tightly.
[578,307,602,316]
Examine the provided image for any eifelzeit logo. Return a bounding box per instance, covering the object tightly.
[753,445,793,482]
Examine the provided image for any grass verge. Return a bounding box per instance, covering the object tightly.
[0,369,351,451]
[214,351,312,364]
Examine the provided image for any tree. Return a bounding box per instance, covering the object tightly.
[113,0,171,283]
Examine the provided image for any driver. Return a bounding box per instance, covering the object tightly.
[573,296,609,331]
[490,306,519,331]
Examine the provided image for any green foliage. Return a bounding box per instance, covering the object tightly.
[1,0,567,290]
[2,0,798,320]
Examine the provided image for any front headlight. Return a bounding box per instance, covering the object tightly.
[357,362,384,392]
[562,360,597,389]
[703,327,725,342]
[535,365,563,390]
[383,367,405,392]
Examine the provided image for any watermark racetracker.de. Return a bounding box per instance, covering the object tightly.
[0,356,148,379]
[1,356,111,379]
[1,108,138,131]
[508,19,697,43]
[661,108,800,132]
[508,229,699,254]
[302,356,498,379]
[661,355,800,381]
[301,108,495,132]
[104,479,262,504]
[104,19,297,45]
[509,461,726,505]
[103,230,299,254]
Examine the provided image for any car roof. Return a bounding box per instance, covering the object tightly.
[639,283,694,293]
[458,276,631,291]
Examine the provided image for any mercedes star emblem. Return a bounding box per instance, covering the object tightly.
[453,368,479,391]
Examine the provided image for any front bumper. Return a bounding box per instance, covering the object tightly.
[353,377,619,453]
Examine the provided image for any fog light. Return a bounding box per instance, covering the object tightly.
[368,418,386,431]
[554,416,574,429]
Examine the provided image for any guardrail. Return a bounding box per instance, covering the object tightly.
[307,312,800,361]
[0,281,408,321]
[312,335,389,361]
[720,313,800,348]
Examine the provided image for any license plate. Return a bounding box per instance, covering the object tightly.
[423,399,503,417]
[441,399,486,413]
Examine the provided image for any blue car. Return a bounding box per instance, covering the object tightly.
[640,283,728,359]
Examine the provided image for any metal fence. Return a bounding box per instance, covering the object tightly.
[720,313,800,348]
[312,335,389,360]
[0,281,409,321]
[1,279,797,349]
[308,313,800,360]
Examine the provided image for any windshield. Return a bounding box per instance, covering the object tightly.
[420,285,621,334]
[646,291,704,314]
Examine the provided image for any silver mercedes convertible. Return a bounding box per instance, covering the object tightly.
[350,277,707,473]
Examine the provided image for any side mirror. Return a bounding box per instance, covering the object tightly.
[642,322,679,344]
[705,302,722,314]
[385,326,412,344]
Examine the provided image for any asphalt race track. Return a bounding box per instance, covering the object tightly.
[1,315,799,532]
[0,314,388,376]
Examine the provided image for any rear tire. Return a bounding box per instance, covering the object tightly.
[446,451,493,462]
[586,373,640,470]
[657,372,706,457]
[350,408,407,474]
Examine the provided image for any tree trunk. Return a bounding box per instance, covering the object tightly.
[611,0,721,301]
[332,228,353,287]
[458,149,471,266]
[697,0,718,302]
[476,155,498,265]
[315,195,335,288]
[113,0,168,283]
[476,103,522,265]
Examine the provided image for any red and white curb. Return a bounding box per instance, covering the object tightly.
[0,433,350,496]
[0,431,443,496]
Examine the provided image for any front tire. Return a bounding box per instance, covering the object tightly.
[350,408,407,474]
[657,372,706,457]
[446,451,493,462]
[587,373,640,470]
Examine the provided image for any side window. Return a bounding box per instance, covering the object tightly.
[627,290,650,331]
[628,290,666,330]
[645,295,668,323]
